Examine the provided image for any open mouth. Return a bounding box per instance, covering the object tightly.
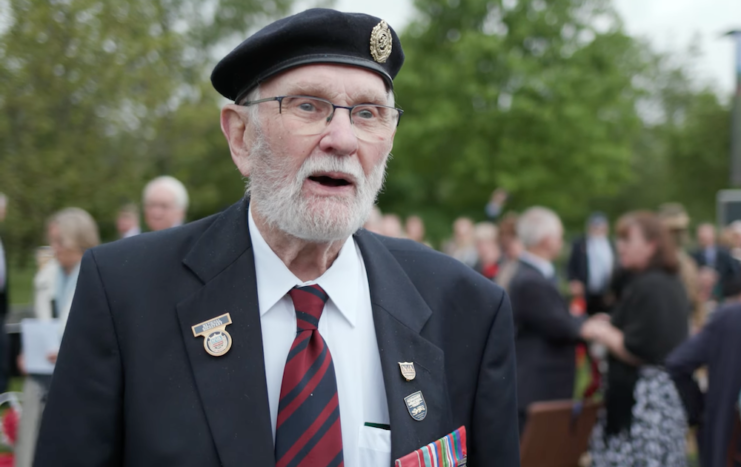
[308,173,353,188]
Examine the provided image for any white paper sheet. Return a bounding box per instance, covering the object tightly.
[21,319,61,375]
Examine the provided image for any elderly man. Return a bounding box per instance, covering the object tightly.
[143,175,189,231]
[34,9,519,467]
[509,207,588,433]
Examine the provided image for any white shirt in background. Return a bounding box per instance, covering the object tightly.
[586,236,614,293]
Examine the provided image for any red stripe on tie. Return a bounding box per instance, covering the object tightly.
[275,394,340,467]
[277,335,326,403]
[276,345,331,428]
[276,285,343,465]
[299,417,343,465]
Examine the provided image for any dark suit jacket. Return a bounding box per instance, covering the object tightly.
[691,246,739,297]
[34,199,520,467]
[666,303,741,467]
[508,261,584,430]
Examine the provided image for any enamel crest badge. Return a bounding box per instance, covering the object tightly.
[192,313,233,357]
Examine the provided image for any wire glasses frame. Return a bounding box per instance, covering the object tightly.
[240,95,403,142]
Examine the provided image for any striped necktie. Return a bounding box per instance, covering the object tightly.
[274,285,344,467]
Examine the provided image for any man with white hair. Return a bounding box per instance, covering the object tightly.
[142,175,189,231]
[508,207,588,434]
[35,9,519,467]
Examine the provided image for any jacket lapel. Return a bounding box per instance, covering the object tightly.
[176,198,275,466]
[354,231,452,461]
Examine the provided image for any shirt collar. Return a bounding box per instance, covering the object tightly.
[248,205,359,327]
[520,250,555,279]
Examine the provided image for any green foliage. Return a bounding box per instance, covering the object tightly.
[0,0,296,260]
[0,0,734,259]
[383,0,646,240]
[600,53,732,226]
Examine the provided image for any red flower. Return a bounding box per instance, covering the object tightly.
[2,408,19,446]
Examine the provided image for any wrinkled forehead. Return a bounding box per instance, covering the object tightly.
[260,64,391,104]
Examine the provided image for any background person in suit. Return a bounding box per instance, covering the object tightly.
[34,10,520,467]
[509,206,589,433]
[691,222,738,300]
[666,278,741,467]
[567,212,616,315]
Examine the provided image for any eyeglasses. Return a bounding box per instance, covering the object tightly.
[240,95,403,142]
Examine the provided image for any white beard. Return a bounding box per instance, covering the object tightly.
[247,131,388,242]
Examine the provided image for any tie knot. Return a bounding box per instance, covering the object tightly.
[288,285,329,331]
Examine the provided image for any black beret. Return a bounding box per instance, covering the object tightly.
[211,8,405,102]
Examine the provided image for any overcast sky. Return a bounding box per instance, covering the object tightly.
[334,0,741,96]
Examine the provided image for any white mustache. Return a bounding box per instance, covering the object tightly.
[296,156,365,187]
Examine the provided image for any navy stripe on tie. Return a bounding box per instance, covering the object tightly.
[327,450,344,467]
[286,404,341,467]
[285,335,311,364]
[275,360,339,459]
[296,285,329,302]
[278,340,328,412]
[295,310,319,329]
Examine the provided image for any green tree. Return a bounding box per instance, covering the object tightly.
[600,51,732,226]
[384,0,646,241]
[0,0,296,260]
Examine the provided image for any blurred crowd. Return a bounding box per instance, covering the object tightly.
[366,190,741,467]
[1,182,741,466]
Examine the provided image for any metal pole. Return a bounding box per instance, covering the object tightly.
[728,31,741,186]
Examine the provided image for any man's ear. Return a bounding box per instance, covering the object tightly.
[221,104,253,176]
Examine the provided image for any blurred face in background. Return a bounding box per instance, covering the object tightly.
[144,185,184,232]
[617,223,656,271]
[697,224,716,248]
[541,224,564,260]
[476,238,500,265]
[117,211,138,236]
[588,221,608,238]
[503,236,523,260]
[48,222,83,272]
[453,217,475,245]
[380,214,404,238]
[405,216,425,242]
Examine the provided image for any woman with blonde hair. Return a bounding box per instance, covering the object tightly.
[16,207,99,467]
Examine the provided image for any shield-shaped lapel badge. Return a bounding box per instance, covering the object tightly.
[398,362,416,381]
[404,391,427,421]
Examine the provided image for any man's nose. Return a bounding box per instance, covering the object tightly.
[319,108,359,156]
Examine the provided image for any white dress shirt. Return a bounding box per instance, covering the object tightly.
[586,236,613,293]
[249,207,390,467]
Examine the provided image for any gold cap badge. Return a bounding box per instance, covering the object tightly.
[370,20,392,64]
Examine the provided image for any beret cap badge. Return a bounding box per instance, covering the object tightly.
[370,20,392,64]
